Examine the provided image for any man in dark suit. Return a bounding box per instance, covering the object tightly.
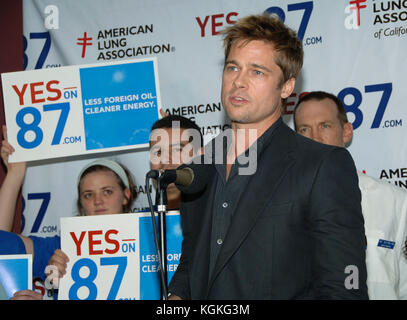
[168,14,368,299]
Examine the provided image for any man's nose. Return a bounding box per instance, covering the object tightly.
[311,129,323,144]
[233,70,247,88]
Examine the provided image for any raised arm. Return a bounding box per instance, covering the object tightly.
[0,125,27,231]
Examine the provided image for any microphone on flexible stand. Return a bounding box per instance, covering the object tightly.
[156,166,195,188]
[145,164,209,300]
[173,163,210,194]
[145,169,168,300]
[151,164,210,194]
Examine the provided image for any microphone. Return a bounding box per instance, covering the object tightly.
[175,163,209,194]
[148,163,210,194]
[158,166,194,187]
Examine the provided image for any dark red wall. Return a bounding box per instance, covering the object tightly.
[0,0,23,233]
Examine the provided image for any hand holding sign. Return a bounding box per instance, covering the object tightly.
[1,125,27,176]
[10,289,43,300]
[45,249,70,289]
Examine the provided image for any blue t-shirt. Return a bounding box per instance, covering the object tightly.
[0,230,26,254]
[29,235,61,280]
[0,231,61,280]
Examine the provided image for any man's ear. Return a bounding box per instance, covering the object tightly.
[343,122,353,145]
[159,109,169,118]
[281,77,296,99]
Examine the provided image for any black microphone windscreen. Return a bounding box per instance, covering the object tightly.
[175,167,194,187]
[175,163,210,194]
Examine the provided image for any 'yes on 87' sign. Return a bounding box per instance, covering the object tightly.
[1,58,160,163]
[1,66,84,162]
[58,214,140,300]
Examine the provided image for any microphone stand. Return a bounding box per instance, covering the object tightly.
[156,176,168,301]
[145,170,168,300]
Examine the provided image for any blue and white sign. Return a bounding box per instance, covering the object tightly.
[58,214,140,300]
[0,254,32,300]
[1,58,161,162]
[139,210,182,300]
[57,211,183,300]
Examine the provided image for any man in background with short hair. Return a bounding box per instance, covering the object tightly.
[294,90,407,299]
[149,114,203,209]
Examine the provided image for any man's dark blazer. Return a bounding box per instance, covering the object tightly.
[169,119,368,299]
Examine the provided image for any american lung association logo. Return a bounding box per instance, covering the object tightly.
[76,25,174,60]
[76,32,93,58]
[344,0,367,30]
[344,0,407,38]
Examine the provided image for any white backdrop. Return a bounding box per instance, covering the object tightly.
[19,0,407,238]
